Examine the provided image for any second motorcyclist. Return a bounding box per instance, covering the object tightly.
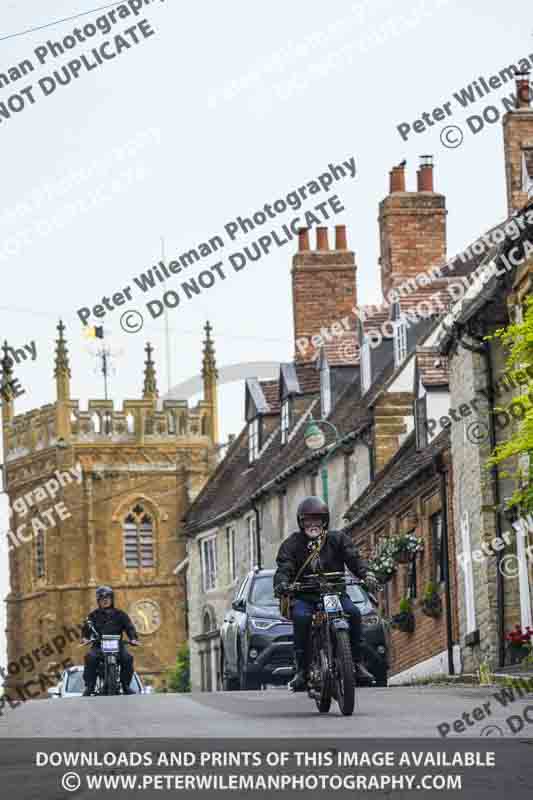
[81,585,139,696]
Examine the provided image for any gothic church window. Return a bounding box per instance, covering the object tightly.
[123,503,155,569]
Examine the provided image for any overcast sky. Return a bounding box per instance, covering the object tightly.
[0,0,529,667]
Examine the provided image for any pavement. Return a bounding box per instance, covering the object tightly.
[1,684,533,738]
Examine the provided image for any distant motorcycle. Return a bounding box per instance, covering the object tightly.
[82,620,139,696]
[288,571,357,716]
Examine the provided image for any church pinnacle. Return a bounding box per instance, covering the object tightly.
[143,342,158,400]
[201,321,219,444]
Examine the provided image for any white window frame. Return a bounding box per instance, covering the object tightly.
[200,533,217,592]
[281,399,290,444]
[226,525,236,583]
[393,318,408,367]
[248,418,259,463]
[248,515,257,569]
[361,337,371,394]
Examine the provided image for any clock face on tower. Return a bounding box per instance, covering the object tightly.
[129,599,162,636]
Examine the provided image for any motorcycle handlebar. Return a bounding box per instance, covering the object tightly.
[80,639,141,646]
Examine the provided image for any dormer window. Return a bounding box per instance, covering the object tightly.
[361,336,371,394]
[281,398,291,444]
[248,417,260,463]
[394,318,408,366]
[320,363,331,418]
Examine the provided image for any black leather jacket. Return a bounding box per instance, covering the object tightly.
[82,608,137,641]
[274,529,368,600]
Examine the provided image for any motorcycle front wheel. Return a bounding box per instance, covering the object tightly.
[104,662,120,696]
[334,631,355,716]
[314,647,332,714]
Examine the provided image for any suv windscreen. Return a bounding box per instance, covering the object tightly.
[249,575,277,607]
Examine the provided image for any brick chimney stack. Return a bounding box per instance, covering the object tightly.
[292,226,357,363]
[378,157,447,303]
[503,70,533,215]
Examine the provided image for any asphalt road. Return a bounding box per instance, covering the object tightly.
[2,684,533,738]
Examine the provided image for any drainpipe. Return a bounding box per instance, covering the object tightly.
[460,333,506,668]
[434,452,455,675]
[251,500,263,571]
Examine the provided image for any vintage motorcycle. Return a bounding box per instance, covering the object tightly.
[288,571,358,716]
[82,620,139,696]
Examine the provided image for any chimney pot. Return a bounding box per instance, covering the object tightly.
[335,225,347,250]
[516,71,531,108]
[316,227,329,250]
[297,228,310,251]
[390,164,406,193]
[418,155,434,191]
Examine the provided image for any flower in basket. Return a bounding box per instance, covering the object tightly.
[391,533,425,559]
[505,624,533,647]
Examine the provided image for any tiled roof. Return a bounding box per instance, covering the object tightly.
[344,429,449,528]
[260,379,280,413]
[416,347,449,387]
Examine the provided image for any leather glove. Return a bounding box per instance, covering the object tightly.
[274,581,290,598]
[363,571,379,590]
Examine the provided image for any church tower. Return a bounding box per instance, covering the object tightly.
[2,322,218,696]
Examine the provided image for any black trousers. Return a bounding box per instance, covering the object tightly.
[292,594,363,666]
[83,643,134,689]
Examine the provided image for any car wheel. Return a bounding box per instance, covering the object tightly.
[220,648,239,691]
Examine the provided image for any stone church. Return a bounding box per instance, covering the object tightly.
[1,320,218,694]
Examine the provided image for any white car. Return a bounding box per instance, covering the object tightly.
[48,665,151,698]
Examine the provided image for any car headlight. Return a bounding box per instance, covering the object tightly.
[250,618,279,631]
[362,614,380,626]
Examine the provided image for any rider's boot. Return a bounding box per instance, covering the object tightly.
[82,684,95,697]
[121,683,136,695]
[353,660,375,684]
[288,650,308,692]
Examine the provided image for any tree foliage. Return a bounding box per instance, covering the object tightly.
[166,642,191,693]
[486,295,533,510]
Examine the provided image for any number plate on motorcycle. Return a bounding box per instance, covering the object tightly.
[323,594,343,613]
[102,640,119,653]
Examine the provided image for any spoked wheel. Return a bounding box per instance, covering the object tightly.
[314,648,332,713]
[104,663,120,696]
[334,631,355,716]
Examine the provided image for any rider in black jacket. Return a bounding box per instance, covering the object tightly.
[81,586,139,696]
[274,496,376,691]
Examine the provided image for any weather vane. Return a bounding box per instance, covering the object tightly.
[83,325,123,400]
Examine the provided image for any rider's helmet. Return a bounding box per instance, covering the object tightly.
[96,585,114,606]
[297,496,329,540]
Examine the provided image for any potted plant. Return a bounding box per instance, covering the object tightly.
[391,597,415,633]
[390,533,424,564]
[421,582,442,618]
[505,624,533,664]
[367,541,397,585]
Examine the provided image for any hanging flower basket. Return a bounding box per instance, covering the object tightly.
[389,533,424,565]
[505,625,532,664]
[421,594,442,618]
[391,611,415,634]
[421,582,442,618]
